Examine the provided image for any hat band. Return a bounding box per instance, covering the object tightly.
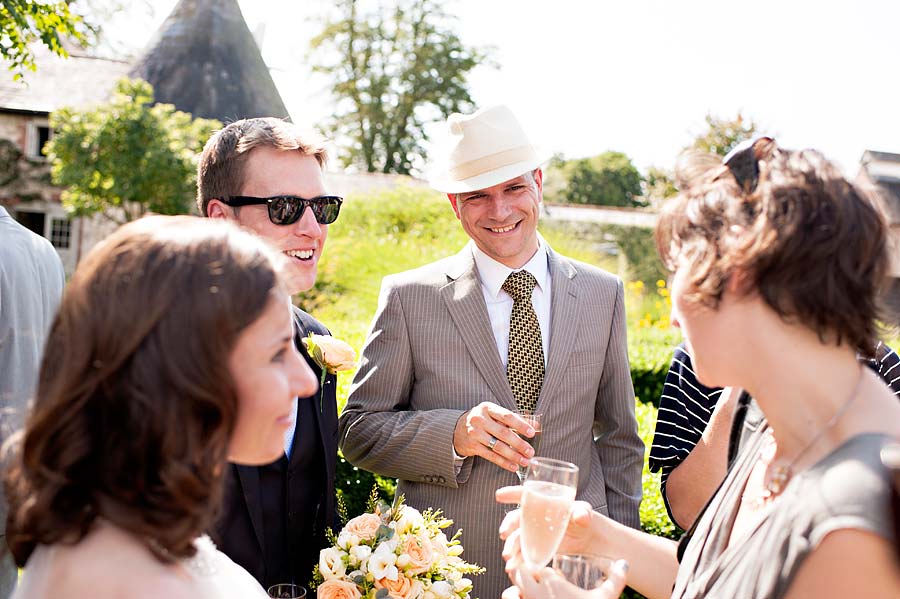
[448,145,538,181]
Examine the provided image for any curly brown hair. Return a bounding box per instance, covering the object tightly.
[4,215,284,566]
[656,142,890,357]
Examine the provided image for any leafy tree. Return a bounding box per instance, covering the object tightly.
[642,165,678,207]
[309,0,491,175]
[0,0,90,81]
[46,78,221,224]
[689,112,759,157]
[551,151,645,208]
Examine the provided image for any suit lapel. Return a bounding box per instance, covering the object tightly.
[441,247,517,410]
[536,248,579,411]
[291,310,334,472]
[235,465,266,551]
[290,307,337,530]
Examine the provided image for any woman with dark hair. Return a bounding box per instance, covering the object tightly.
[498,140,900,598]
[5,215,318,598]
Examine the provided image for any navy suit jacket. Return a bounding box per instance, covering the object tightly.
[212,307,338,587]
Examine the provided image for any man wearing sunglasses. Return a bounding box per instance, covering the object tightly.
[196,117,342,590]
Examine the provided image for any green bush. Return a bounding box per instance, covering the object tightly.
[335,455,396,523]
[629,327,679,407]
[609,224,668,287]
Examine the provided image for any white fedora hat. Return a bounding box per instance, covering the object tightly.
[428,104,551,194]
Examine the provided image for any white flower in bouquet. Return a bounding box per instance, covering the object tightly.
[429,580,453,599]
[312,491,484,599]
[429,532,449,558]
[393,504,425,534]
[368,542,399,582]
[319,547,347,581]
[338,530,360,550]
[349,544,372,566]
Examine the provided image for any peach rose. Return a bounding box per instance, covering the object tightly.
[317,579,361,599]
[303,334,357,373]
[375,574,423,599]
[402,534,434,575]
[344,513,382,541]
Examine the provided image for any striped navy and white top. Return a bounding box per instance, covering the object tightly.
[649,342,900,492]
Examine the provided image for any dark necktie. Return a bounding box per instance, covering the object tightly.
[502,270,545,412]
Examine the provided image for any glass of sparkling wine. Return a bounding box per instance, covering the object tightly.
[267,584,307,599]
[516,411,543,483]
[519,457,579,570]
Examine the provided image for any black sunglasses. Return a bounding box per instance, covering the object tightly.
[222,195,343,225]
[722,136,775,193]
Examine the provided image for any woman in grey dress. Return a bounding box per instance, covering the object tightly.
[499,139,900,598]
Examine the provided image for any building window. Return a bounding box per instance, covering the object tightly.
[26,120,52,159]
[36,126,51,156]
[49,217,71,249]
[15,210,45,236]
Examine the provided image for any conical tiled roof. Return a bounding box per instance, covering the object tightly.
[129,0,289,123]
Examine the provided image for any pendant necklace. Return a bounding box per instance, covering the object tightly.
[754,366,864,505]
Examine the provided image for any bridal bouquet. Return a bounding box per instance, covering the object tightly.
[313,494,483,599]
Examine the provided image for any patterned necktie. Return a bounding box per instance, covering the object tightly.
[502,270,544,412]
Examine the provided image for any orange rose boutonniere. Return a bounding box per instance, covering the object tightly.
[302,333,357,412]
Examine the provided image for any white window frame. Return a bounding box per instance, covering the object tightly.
[25,119,52,159]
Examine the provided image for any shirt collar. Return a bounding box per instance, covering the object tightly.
[471,236,550,300]
[0,206,10,219]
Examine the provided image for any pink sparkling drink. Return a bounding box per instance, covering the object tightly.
[519,458,579,569]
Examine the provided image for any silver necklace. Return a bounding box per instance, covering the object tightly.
[757,367,865,502]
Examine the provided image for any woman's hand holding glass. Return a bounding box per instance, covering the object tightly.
[497,485,628,598]
[499,560,628,599]
[497,486,597,580]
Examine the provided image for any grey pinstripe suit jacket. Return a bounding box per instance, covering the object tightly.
[339,243,643,599]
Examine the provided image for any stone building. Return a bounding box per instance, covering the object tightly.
[859,150,900,319]
[0,0,291,274]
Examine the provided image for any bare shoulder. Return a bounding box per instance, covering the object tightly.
[785,529,900,599]
[30,525,196,599]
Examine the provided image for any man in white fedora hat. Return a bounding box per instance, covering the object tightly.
[340,104,643,598]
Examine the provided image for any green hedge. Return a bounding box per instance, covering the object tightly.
[629,327,679,407]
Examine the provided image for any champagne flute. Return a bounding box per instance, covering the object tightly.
[551,554,614,589]
[267,584,307,599]
[515,411,543,483]
[519,457,579,570]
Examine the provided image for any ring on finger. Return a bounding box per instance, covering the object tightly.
[487,435,499,451]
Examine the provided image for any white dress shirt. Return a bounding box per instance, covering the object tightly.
[452,239,552,465]
[283,396,299,458]
[471,239,552,367]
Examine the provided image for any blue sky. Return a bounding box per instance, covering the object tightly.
[121,0,900,175]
